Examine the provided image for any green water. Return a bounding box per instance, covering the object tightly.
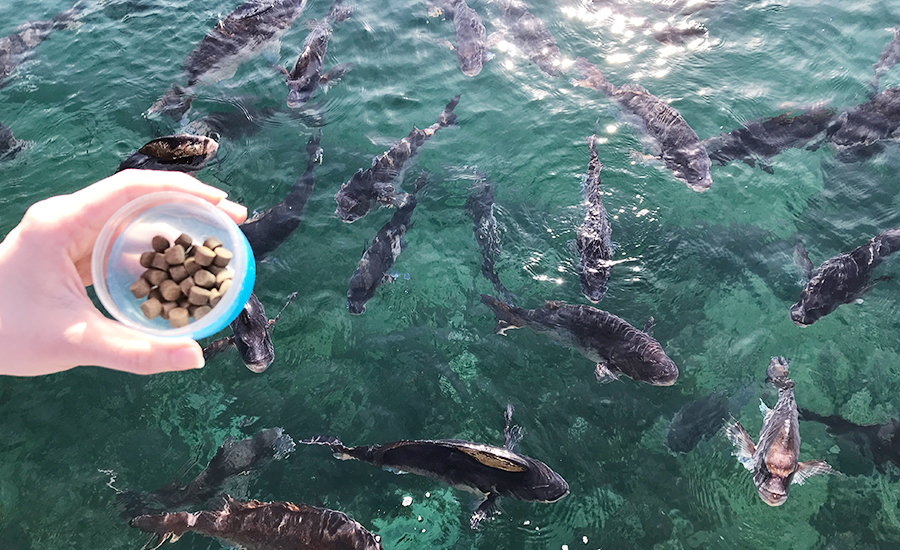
[3,0,900,548]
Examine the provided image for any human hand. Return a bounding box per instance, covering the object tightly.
[0,169,248,376]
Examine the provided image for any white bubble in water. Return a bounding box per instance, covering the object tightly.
[402,496,413,507]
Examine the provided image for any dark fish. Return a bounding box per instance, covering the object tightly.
[576,135,613,303]
[131,495,383,550]
[120,427,295,518]
[725,357,835,506]
[281,0,352,107]
[334,95,460,223]
[0,121,28,160]
[825,86,900,162]
[790,227,900,326]
[240,133,322,259]
[116,134,219,174]
[300,404,568,529]
[465,175,516,303]
[571,57,712,191]
[651,24,707,46]
[184,100,278,141]
[432,0,489,76]
[799,408,900,473]
[480,294,679,385]
[346,174,426,314]
[202,292,297,372]
[0,3,81,87]
[870,26,900,95]
[701,105,836,173]
[494,0,563,77]
[666,391,729,453]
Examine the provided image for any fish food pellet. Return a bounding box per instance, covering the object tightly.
[131,232,236,327]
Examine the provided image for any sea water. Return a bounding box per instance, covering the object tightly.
[2,0,900,548]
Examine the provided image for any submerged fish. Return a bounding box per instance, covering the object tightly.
[799,408,900,473]
[281,0,352,107]
[725,357,835,506]
[347,173,426,314]
[465,174,516,303]
[870,26,900,95]
[825,86,900,161]
[0,121,28,160]
[493,0,563,77]
[575,135,613,303]
[790,227,900,326]
[116,134,219,174]
[0,3,80,86]
[300,404,568,529]
[334,95,460,223]
[571,57,712,191]
[701,105,836,173]
[131,495,383,550]
[666,392,729,454]
[432,0,489,76]
[480,294,678,385]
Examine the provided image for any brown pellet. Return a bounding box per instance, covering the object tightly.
[183,256,201,276]
[215,269,233,285]
[164,244,186,265]
[139,251,156,269]
[129,278,152,299]
[142,268,169,287]
[150,253,169,271]
[193,269,216,289]
[158,279,182,301]
[174,233,193,250]
[188,286,211,306]
[193,245,216,267]
[177,297,191,309]
[151,235,170,253]
[168,307,190,328]
[148,287,164,303]
[161,300,178,320]
[169,264,189,283]
[213,247,233,267]
[218,278,232,296]
[141,298,163,319]
[203,236,223,250]
[207,288,222,308]
[192,305,212,320]
[179,276,195,296]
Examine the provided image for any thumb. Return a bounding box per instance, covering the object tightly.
[74,315,205,374]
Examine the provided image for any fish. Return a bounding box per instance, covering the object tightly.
[148,0,310,117]
[725,357,835,506]
[666,392,729,453]
[431,0,489,76]
[789,227,900,326]
[119,427,295,518]
[334,95,460,223]
[240,133,322,259]
[575,135,613,303]
[571,57,712,191]
[492,0,563,77]
[798,408,900,473]
[480,294,679,385]
[824,86,900,162]
[202,292,297,372]
[870,26,900,95]
[281,0,352,108]
[347,173,426,314]
[0,121,28,160]
[300,404,568,529]
[184,99,278,141]
[116,134,220,174]
[130,494,383,550]
[0,3,81,87]
[650,24,707,46]
[701,105,836,173]
[465,174,516,304]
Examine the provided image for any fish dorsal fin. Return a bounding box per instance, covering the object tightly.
[792,459,836,485]
[457,446,528,472]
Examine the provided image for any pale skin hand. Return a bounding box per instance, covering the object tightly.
[0,170,248,376]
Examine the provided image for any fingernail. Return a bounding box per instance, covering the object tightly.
[170,345,204,370]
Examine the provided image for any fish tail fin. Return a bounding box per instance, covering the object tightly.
[724,420,756,470]
[570,57,614,95]
[439,94,462,127]
[766,356,794,390]
[480,294,525,334]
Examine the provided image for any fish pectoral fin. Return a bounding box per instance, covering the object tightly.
[793,460,836,485]
[470,493,500,530]
[320,63,353,85]
[724,420,756,469]
[594,363,619,383]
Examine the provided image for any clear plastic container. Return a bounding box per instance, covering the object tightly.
[91,191,255,340]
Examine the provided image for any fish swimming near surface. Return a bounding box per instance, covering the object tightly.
[666,392,729,454]
[202,292,297,372]
[334,95,460,223]
[148,0,310,118]
[799,408,900,474]
[0,3,81,87]
[824,86,900,162]
[575,135,613,303]
[119,427,295,518]
[870,27,900,95]
[701,104,836,173]
[130,495,383,550]
[465,174,516,303]
[492,0,564,77]
[300,404,568,529]
[280,0,352,108]
[480,294,679,385]
[116,134,220,174]
[725,357,835,506]
[431,0,489,76]
[0,121,28,160]
[571,57,712,191]
[790,228,900,326]
[347,173,426,314]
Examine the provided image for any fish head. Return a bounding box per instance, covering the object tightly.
[642,348,679,386]
[346,286,373,315]
[757,474,790,506]
[457,45,485,77]
[286,77,317,108]
[664,147,712,191]
[231,295,275,373]
[789,290,829,327]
